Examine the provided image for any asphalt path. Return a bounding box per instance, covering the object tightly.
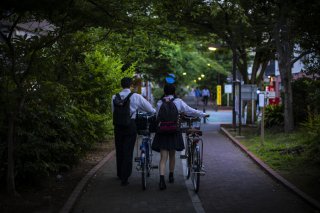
[70,103,317,212]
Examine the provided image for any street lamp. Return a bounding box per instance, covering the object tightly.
[183,72,187,75]
[201,74,205,78]
[208,46,217,51]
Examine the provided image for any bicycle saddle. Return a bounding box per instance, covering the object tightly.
[138,130,149,136]
[186,128,202,136]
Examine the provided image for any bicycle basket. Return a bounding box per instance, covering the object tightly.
[136,112,157,133]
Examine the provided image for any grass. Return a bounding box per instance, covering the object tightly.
[227,126,320,202]
[241,129,305,170]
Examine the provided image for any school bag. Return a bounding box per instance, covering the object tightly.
[157,97,180,134]
[113,92,134,126]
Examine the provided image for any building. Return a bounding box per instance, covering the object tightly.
[263,55,306,105]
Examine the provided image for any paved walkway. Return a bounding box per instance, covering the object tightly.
[199,124,315,213]
[71,116,317,213]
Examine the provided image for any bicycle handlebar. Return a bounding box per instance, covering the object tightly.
[137,111,156,118]
[180,114,201,122]
[180,113,209,121]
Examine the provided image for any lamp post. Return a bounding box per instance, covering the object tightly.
[232,52,237,130]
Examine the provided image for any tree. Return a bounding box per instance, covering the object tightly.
[0,0,151,196]
[271,0,319,132]
[163,39,226,86]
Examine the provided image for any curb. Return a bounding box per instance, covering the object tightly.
[220,127,320,210]
[59,150,116,213]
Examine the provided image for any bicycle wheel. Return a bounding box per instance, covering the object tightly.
[186,141,192,179]
[191,145,201,192]
[141,154,147,190]
[146,140,151,177]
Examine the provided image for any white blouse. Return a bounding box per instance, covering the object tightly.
[111,89,156,119]
[156,95,206,117]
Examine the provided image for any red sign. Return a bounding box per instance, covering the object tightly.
[269,97,280,105]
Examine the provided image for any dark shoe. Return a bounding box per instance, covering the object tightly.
[169,172,174,183]
[159,180,166,190]
[159,175,166,190]
[121,180,129,186]
[169,176,174,183]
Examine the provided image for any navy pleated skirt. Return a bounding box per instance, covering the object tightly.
[151,132,184,152]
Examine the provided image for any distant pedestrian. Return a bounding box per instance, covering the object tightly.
[189,87,196,107]
[152,84,208,190]
[112,77,156,186]
[195,87,202,108]
[202,87,210,107]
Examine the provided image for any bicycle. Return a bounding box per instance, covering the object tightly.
[180,114,208,193]
[134,112,157,190]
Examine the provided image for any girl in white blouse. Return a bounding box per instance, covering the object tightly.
[152,84,208,190]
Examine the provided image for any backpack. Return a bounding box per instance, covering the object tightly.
[157,97,180,134]
[113,92,134,126]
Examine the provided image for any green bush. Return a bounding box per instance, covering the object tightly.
[0,44,134,185]
[292,78,320,124]
[265,104,284,129]
[302,112,320,164]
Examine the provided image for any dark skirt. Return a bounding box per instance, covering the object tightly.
[151,132,184,152]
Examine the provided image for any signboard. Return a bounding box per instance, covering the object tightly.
[217,85,222,106]
[241,84,258,100]
[224,84,232,94]
[258,93,265,107]
[266,91,276,98]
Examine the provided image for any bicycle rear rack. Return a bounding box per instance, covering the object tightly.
[134,157,141,162]
[192,171,206,176]
[180,154,188,159]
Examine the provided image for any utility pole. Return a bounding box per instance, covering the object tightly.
[232,52,237,130]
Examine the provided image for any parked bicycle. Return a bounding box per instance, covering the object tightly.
[135,112,157,190]
[180,114,208,192]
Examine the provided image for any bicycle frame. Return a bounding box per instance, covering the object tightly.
[188,134,204,172]
[135,112,157,190]
[180,114,205,192]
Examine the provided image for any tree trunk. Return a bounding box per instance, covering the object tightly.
[280,64,295,132]
[7,114,17,196]
[274,4,295,133]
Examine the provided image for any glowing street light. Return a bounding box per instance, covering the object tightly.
[207,63,211,66]
[198,77,201,80]
[193,80,197,83]
[183,72,187,75]
[208,46,217,51]
[201,74,205,78]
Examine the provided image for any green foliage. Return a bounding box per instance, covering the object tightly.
[292,78,320,124]
[301,112,320,164]
[152,87,164,102]
[264,105,284,129]
[153,39,227,90]
[0,28,135,185]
